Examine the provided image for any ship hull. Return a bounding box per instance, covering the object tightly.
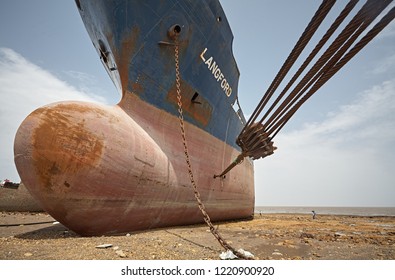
[13,0,255,236]
[14,94,254,236]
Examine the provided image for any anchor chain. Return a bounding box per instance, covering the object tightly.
[174,36,253,260]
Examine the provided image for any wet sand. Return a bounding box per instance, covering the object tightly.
[0,211,394,260]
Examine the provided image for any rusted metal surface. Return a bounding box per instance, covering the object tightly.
[13,0,254,236]
[14,97,253,235]
[166,80,212,127]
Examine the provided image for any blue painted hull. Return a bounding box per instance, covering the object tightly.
[13,0,255,235]
[78,0,245,148]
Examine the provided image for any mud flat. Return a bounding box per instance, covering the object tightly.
[0,184,43,212]
[0,211,394,260]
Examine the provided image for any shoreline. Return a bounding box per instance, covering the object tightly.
[1,211,394,260]
[254,206,395,217]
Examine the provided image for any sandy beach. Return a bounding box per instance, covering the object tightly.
[0,211,394,260]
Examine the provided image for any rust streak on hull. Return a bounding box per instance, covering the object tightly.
[13,0,255,236]
[14,97,254,236]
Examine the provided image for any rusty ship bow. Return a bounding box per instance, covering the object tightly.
[13,0,254,236]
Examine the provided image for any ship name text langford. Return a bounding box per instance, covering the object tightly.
[200,48,232,97]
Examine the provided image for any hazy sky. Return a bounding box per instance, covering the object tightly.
[0,1,394,207]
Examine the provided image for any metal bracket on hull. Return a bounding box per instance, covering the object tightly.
[213,153,245,179]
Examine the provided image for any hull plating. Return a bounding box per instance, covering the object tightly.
[14,96,254,235]
[13,0,255,235]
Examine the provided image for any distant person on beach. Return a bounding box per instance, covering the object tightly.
[312,210,316,219]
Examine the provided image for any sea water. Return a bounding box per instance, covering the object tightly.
[255,206,395,216]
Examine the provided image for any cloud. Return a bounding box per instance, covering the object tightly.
[255,78,395,207]
[0,48,105,181]
[298,80,395,146]
[371,53,395,75]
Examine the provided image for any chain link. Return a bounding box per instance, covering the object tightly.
[174,36,253,260]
